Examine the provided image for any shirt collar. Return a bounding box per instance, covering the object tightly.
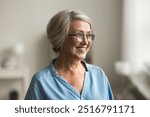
[49,59,89,76]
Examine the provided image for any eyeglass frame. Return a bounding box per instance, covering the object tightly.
[68,32,95,41]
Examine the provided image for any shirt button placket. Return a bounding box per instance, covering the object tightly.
[80,96,84,100]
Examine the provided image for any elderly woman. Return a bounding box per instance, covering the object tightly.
[25,10,113,100]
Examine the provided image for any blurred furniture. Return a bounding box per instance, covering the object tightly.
[0,68,29,99]
[128,73,150,100]
[114,61,150,100]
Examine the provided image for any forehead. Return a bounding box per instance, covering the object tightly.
[69,19,91,32]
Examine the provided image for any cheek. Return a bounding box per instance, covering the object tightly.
[63,40,78,52]
[87,42,92,50]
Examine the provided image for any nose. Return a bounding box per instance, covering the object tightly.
[82,36,89,44]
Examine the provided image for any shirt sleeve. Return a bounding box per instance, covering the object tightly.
[24,75,45,100]
[102,70,114,100]
[106,78,114,100]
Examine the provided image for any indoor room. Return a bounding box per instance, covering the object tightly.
[0,0,150,100]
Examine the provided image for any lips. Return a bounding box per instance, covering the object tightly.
[76,47,87,53]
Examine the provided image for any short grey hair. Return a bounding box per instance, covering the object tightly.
[47,10,92,53]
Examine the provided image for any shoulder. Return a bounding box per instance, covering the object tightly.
[86,63,105,75]
[85,63,109,81]
[31,65,52,83]
[30,59,57,86]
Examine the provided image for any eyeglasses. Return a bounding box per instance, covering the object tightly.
[68,32,95,41]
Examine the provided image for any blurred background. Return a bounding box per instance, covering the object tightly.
[0,0,150,100]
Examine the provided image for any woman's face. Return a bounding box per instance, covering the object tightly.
[61,19,93,61]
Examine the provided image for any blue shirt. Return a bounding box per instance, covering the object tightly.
[25,60,113,100]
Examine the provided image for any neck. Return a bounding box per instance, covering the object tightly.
[54,53,85,73]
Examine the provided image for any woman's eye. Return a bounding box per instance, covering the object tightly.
[76,33,83,37]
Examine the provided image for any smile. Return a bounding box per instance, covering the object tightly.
[76,47,87,52]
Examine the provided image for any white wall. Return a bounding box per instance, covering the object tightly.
[0,0,122,99]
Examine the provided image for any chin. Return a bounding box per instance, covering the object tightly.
[78,54,87,60]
